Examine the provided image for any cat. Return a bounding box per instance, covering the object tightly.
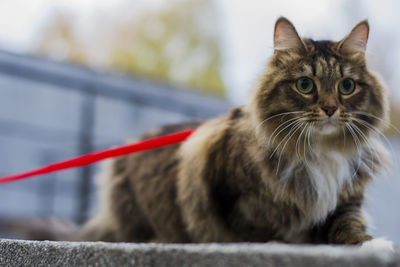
[77,17,393,249]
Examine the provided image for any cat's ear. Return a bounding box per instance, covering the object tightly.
[274,17,306,52]
[338,20,369,54]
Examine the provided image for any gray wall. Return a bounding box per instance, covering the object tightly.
[0,51,230,223]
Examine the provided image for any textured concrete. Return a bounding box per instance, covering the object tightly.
[0,239,399,267]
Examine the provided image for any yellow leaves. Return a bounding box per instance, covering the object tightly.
[110,0,225,95]
[35,0,226,96]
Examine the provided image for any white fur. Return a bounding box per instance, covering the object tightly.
[293,137,389,230]
[279,149,353,228]
[306,150,353,224]
[292,137,388,226]
[361,238,394,251]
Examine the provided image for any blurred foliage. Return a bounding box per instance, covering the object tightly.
[110,0,224,95]
[36,0,225,96]
[36,13,86,64]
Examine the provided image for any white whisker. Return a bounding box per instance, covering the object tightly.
[349,110,400,135]
[350,116,397,166]
[296,122,308,158]
[255,111,307,132]
[268,117,303,146]
[346,124,362,179]
[341,126,346,148]
[270,120,304,159]
[276,122,304,175]
[307,122,315,155]
[303,123,312,170]
[350,122,376,170]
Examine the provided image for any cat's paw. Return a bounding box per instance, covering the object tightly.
[360,238,394,251]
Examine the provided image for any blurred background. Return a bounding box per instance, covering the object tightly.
[0,0,399,244]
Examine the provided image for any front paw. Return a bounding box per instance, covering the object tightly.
[360,238,394,251]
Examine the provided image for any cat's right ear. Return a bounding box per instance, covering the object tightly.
[274,17,306,52]
[337,20,369,54]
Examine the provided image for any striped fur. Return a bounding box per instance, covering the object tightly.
[80,18,390,245]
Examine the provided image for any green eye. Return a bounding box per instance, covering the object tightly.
[296,77,315,94]
[339,78,355,95]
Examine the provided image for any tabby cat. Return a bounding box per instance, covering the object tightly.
[79,17,393,249]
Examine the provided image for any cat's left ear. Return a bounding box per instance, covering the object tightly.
[338,20,369,54]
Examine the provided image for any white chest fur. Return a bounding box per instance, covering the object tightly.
[274,148,356,229]
[303,150,353,224]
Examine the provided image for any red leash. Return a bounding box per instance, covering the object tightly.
[0,129,195,184]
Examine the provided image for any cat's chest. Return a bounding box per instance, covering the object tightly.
[283,151,354,224]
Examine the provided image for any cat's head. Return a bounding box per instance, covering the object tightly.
[252,17,388,154]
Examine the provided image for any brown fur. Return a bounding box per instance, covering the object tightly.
[79,18,389,245]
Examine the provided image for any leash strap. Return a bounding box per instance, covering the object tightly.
[0,129,195,184]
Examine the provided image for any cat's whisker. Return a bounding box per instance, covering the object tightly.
[350,122,376,169]
[269,113,314,147]
[346,124,362,179]
[348,110,400,135]
[350,117,397,166]
[276,122,305,175]
[303,123,312,170]
[276,122,304,175]
[307,122,315,155]
[341,126,346,149]
[255,111,308,146]
[350,122,373,149]
[255,111,307,133]
[268,117,303,146]
[264,111,307,122]
[270,120,304,159]
[351,117,394,152]
[295,122,308,159]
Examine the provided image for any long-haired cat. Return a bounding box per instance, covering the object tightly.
[77,17,392,249]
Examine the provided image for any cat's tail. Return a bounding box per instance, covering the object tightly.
[0,217,80,241]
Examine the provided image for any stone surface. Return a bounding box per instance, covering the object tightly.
[0,239,399,267]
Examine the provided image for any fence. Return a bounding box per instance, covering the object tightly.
[0,50,230,224]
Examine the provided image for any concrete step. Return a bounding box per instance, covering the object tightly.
[0,239,399,267]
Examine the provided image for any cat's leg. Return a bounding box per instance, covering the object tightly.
[177,170,237,243]
[77,161,120,241]
[79,159,155,242]
[325,204,372,245]
[77,213,118,242]
[317,200,393,250]
[176,117,239,243]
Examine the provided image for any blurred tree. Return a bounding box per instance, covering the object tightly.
[36,12,86,64]
[111,0,224,95]
[35,0,225,96]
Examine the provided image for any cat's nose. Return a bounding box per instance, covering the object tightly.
[321,105,337,117]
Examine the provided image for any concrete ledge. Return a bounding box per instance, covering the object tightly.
[0,239,399,267]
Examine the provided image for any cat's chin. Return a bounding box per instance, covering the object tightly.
[316,121,340,136]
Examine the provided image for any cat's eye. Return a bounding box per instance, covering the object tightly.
[338,78,355,95]
[296,77,315,94]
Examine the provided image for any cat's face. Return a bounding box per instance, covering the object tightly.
[253,18,388,154]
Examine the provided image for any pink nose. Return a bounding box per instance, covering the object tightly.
[322,105,337,117]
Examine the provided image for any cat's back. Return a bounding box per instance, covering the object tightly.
[128,121,202,177]
[126,121,202,195]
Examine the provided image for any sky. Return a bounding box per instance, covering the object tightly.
[0,0,399,104]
